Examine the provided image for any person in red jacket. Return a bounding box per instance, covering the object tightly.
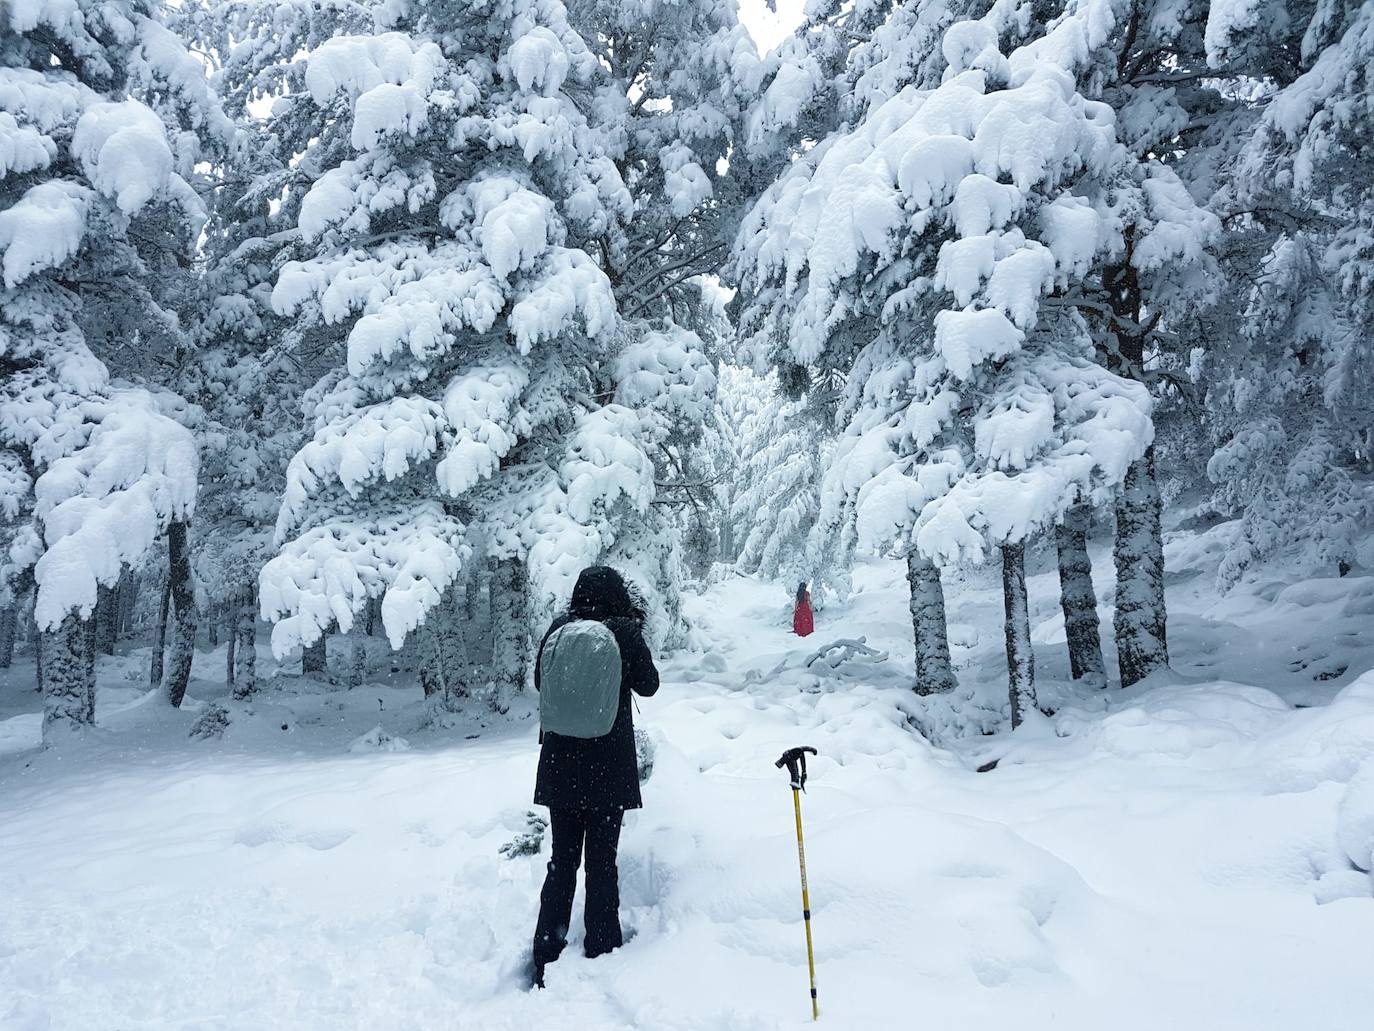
[793,581,814,637]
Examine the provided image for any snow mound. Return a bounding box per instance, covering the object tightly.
[1260,672,1374,792]
[348,725,410,753]
[1337,757,1374,872]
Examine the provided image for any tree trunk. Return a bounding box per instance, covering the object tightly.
[41,611,96,741]
[0,603,16,669]
[303,634,327,676]
[118,571,139,634]
[1003,542,1036,728]
[462,561,492,664]
[149,579,171,690]
[232,593,257,700]
[906,551,957,695]
[83,610,97,699]
[207,612,219,648]
[419,586,466,707]
[95,583,119,655]
[163,521,197,707]
[348,626,368,690]
[1103,249,1170,690]
[654,527,689,652]
[1056,505,1106,685]
[718,499,736,565]
[490,558,530,709]
[225,609,237,688]
[1113,448,1169,687]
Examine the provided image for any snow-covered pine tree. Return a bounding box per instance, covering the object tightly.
[182,188,304,699]
[0,574,19,668]
[177,0,384,698]
[984,0,1272,688]
[1,0,227,739]
[663,291,736,579]
[552,1,763,612]
[607,320,718,649]
[1207,0,1374,587]
[705,363,771,566]
[733,18,1183,719]
[730,368,835,592]
[248,0,715,705]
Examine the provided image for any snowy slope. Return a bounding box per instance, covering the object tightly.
[2,529,1373,1030]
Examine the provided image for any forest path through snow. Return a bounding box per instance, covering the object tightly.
[2,561,1374,1029]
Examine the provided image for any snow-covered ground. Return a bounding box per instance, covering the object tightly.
[3,525,1373,1030]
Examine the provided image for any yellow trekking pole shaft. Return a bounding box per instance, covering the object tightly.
[776,745,819,1021]
[792,786,819,1021]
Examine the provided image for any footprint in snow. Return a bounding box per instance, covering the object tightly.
[235,822,354,851]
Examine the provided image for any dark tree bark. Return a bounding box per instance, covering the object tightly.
[1113,449,1169,687]
[207,612,219,648]
[348,626,368,690]
[906,551,957,695]
[232,593,257,700]
[81,610,96,709]
[1103,249,1170,689]
[490,558,530,708]
[149,579,171,689]
[41,611,96,741]
[1056,505,1107,685]
[1003,542,1036,728]
[225,609,237,688]
[95,583,119,655]
[164,521,197,708]
[0,603,16,669]
[302,634,327,676]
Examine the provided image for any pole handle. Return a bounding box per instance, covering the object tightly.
[775,745,817,791]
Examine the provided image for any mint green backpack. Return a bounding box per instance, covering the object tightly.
[539,620,622,738]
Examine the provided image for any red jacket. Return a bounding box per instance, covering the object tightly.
[793,592,814,637]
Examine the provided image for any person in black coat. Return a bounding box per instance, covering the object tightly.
[530,565,659,987]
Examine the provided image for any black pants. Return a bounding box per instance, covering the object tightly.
[533,808,624,965]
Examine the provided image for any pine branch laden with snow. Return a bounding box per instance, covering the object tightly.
[743,0,977,166]
[30,389,198,632]
[566,0,761,322]
[804,635,890,673]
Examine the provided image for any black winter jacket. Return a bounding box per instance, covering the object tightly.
[533,568,659,811]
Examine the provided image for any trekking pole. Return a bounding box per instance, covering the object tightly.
[775,746,819,1021]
